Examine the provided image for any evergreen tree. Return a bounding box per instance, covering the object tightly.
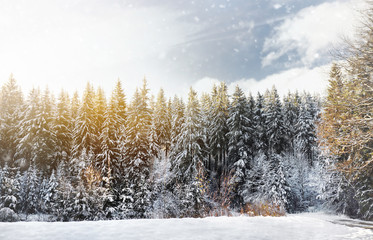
[97,92,123,188]
[209,82,229,177]
[295,94,317,165]
[169,96,185,178]
[54,161,75,221]
[93,87,107,155]
[0,74,24,168]
[264,86,285,155]
[171,87,206,182]
[16,88,56,173]
[258,154,289,210]
[73,82,96,159]
[19,164,41,214]
[42,170,59,214]
[54,90,72,164]
[199,93,213,174]
[282,92,300,154]
[0,166,19,211]
[121,79,153,218]
[226,86,253,207]
[38,88,57,172]
[170,88,208,216]
[153,89,171,156]
[98,79,127,184]
[15,88,41,169]
[253,92,267,155]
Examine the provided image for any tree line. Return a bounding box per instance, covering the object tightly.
[0,77,328,220]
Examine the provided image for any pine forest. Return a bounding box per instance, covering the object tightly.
[0,1,372,227]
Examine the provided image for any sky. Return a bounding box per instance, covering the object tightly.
[0,0,367,99]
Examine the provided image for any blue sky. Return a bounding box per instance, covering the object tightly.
[0,0,366,98]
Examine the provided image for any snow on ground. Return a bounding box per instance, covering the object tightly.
[0,212,372,240]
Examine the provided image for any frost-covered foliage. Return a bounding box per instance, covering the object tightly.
[227,86,253,207]
[0,76,361,221]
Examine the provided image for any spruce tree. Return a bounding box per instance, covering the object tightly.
[282,92,300,154]
[19,164,41,214]
[93,87,107,155]
[209,82,229,177]
[172,87,206,182]
[0,74,24,168]
[226,86,252,207]
[296,94,317,165]
[73,82,96,159]
[253,92,267,155]
[264,86,285,155]
[16,88,56,173]
[169,96,185,179]
[170,88,207,217]
[0,165,19,211]
[153,89,171,157]
[199,93,213,174]
[121,79,153,218]
[54,90,72,165]
[97,95,122,184]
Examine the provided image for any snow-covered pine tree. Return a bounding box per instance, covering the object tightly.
[93,87,107,156]
[97,79,126,185]
[54,161,75,221]
[209,82,229,178]
[226,86,253,207]
[153,88,171,157]
[199,93,211,166]
[264,86,286,155]
[295,94,318,165]
[54,90,72,165]
[121,79,153,218]
[111,79,127,128]
[97,97,121,182]
[19,164,41,214]
[243,152,266,205]
[14,88,40,169]
[96,95,122,219]
[171,87,206,182]
[72,182,91,220]
[258,154,289,211]
[41,170,59,214]
[73,82,96,159]
[253,92,267,155]
[16,88,57,173]
[0,74,24,168]
[0,165,20,211]
[283,147,311,212]
[169,96,185,181]
[170,88,208,217]
[282,92,300,154]
[38,88,57,173]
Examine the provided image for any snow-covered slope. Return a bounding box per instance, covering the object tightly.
[0,213,372,240]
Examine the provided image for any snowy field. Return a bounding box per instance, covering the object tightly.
[0,213,372,240]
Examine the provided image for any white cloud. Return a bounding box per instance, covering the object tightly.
[195,64,331,99]
[233,64,331,97]
[262,0,366,67]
